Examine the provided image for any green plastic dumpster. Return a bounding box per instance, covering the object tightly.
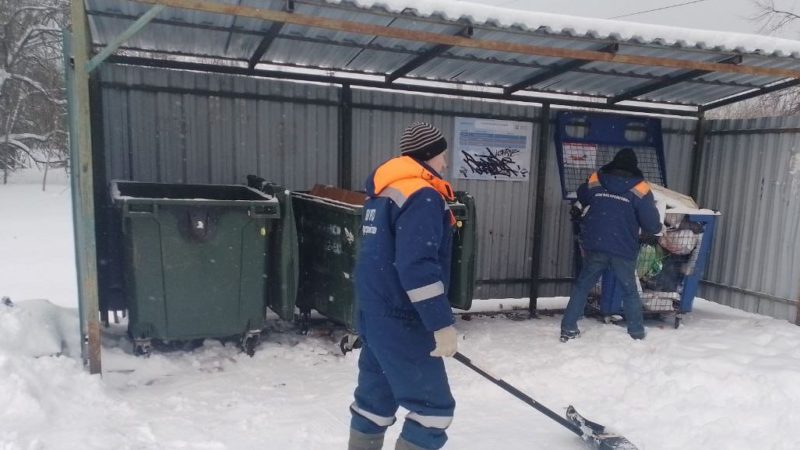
[110,180,296,356]
[244,176,299,323]
[291,186,477,346]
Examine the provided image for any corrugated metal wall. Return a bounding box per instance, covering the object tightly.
[698,116,800,321]
[350,90,541,300]
[348,92,699,300]
[662,118,697,193]
[94,64,700,305]
[98,64,340,189]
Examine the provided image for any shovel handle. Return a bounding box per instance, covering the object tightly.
[452,352,582,436]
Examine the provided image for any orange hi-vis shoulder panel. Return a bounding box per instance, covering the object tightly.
[631,181,651,198]
[372,156,455,208]
[587,172,601,188]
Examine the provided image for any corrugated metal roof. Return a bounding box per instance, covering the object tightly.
[84,0,800,109]
[329,0,800,57]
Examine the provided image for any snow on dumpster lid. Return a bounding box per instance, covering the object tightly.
[330,0,800,57]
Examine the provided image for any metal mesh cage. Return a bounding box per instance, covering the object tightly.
[560,144,666,198]
[588,220,705,314]
[555,112,666,199]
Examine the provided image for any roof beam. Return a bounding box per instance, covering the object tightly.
[107,55,701,116]
[84,11,770,89]
[385,24,473,83]
[700,78,800,111]
[132,0,800,79]
[222,0,244,54]
[86,4,165,72]
[101,44,770,109]
[504,43,618,95]
[248,0,294,69]
[610,54,742,104]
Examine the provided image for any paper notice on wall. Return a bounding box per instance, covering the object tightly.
[453,117,532,181]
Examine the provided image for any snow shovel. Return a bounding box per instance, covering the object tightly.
[453,352,638,450]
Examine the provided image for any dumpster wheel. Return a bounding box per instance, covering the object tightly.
[133,338,152,357]
[241,331,260,357]
[339,334,362,355]
[299,310,311,335]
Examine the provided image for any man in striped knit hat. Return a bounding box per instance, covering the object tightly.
[348,122,458,450]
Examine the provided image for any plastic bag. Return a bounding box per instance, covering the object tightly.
[637,244,663,278]
[658,229,699,255]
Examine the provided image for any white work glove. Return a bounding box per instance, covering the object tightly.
[655,199,667,225]
[655,223,667,236]
[430,325,458,358]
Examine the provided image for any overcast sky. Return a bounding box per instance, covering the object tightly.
[460,0,800,39]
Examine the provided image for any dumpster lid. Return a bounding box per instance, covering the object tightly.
[292,191,365,212]
[111,180,279,205]
[294,186,468,210]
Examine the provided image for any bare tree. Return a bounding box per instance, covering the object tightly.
[753,0,800,34]
[709,1,800,119]
[0,0,69,188]
[707,85,800,119]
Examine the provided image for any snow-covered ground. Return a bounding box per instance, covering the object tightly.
[2,169,800,450]
[0,168,76,308]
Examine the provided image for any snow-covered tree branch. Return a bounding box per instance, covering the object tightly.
[0,0,69,184]
[7,25,63,68]
[8,73,67,104]
[1,133,67,165]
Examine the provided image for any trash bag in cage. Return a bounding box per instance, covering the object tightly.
[644,253,691,292]
[636,244,663,278]
[658,229,699,255]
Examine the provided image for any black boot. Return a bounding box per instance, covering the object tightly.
[348,429,385,450]
[395,436,427,450]
[560,329,581,342]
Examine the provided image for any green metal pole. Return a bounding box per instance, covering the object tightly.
[69,0,102,374]
[528,103,550,318]
[86,4,166,73]
[338,84,352,190]
[689,116,706,200]
[63,30,86,359]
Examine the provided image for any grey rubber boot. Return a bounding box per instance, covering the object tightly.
[348,429,385,450]
[395,436,427,450]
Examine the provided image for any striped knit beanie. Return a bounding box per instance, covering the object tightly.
[399,122,448,161]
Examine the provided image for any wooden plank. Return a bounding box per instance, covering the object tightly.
[309,184,366,206]
[69,0,102,374]
[133,0,800,79]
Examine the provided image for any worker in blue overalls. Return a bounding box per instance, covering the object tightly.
[348,122,458,450]
[562,148,662,342]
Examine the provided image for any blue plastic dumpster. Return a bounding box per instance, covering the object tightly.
[553,111,720,328]
[597,213,718,328]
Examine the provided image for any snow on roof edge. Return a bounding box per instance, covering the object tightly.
[327,0,800,58]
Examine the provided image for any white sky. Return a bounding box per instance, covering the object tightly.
[461,0,799,38]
